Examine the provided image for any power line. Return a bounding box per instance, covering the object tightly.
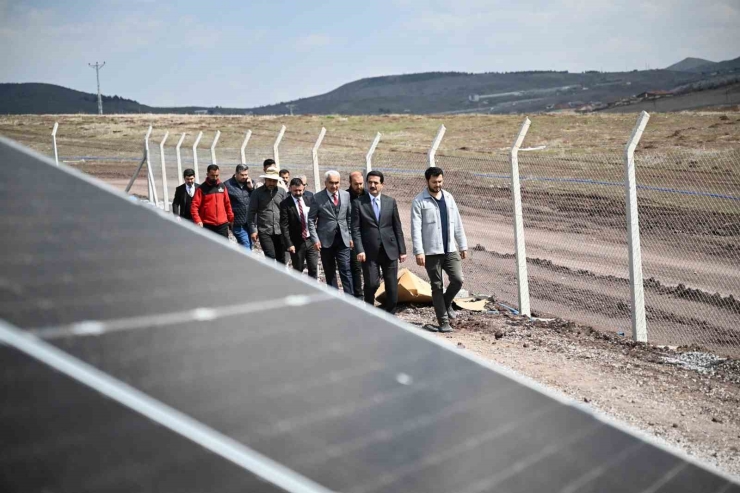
[88,61,106,115]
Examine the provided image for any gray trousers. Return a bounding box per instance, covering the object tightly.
[424,252,464,325]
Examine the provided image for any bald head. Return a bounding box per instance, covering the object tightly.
[349,171,364,195]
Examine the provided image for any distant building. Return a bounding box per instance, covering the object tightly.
[194,109,208,115]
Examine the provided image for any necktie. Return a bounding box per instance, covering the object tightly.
[298,199,308,240]
[332,193,338,206]
[373,197,380,222]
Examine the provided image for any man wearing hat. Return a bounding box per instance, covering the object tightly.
[255,159,288,191]
[248,165,287,262]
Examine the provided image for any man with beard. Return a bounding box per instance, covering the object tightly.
[281,177,318,278]
[191,164,234,238]
[172,168,198,222]
[223,164,254,250]
[248,165,287,262]
[347,170,365,299]
[411,167,468,333]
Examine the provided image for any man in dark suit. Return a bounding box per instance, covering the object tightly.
[351,170,407,313]
[171,168,199,221]
[347,171,365,299]
[308,170,354,294]
[280,178,318,278]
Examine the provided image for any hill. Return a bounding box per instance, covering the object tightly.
[665,57,715,72]
[1,54,738,116]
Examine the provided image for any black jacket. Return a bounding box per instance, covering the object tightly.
[172,182,199,220]
[351,193,406,261]
[223,176,253,230]
[280,194,316,249]
[247,185,286,235]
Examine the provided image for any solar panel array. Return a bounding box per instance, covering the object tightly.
[1,137,737,493]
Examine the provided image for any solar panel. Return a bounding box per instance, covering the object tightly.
[1,136,738,493]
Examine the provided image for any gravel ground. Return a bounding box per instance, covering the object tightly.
[395,300,740,479]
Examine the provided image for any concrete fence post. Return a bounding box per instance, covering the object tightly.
[144,125,159,206]
[192,131,203,184]
[51,122,59,166]
[366,132,381,175]
[273,125,286,167]
[510,117,532,317]
[312,127,327,192]
[625,111,650,343]
[210,130,221,165]
[240,130,252,165]
[175,133,186,186]
[428,124,446,167]
[159,131,170,211]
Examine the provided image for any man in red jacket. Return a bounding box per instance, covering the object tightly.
[191,164,234,238]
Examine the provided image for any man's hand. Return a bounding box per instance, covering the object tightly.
[314,242,322,251]
[350,240,354,250]
[400,254,407,263]
[357,252,366,263]
[288,246,296,254]
[460,250,467,260]
[250,232,258,243]
[416,254,425,266]
[197,221,204,228]
[228,222,234,230]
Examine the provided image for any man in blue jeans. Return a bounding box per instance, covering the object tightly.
[224,164,254,250]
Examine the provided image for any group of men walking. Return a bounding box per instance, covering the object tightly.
[172,159,468,332]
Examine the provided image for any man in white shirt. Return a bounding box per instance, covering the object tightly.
[280,177,319,278]
[171,168,199,222]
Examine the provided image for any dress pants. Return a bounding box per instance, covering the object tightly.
[362,247,399,313]
[424,251,464,325]
[349,248,364,298]
[290,237,319,279]
[320,230,353,294]
[259,232,285,264]
[204,223,229,238]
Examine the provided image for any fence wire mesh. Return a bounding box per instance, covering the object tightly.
[36,126,740,357]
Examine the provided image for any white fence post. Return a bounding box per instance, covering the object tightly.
[366,132,381,174]
[510,117,532,317]
[240,130,252,165]
[312,127,327,193]
[625,111,650,343]
[51,122,59,166]
[210,130,221,165]
[175,133,186,185]
[428,124,446,167]
[159,131,170,211]
[144,125,159,206]
[273,125,286,167]
[192,131,203,184]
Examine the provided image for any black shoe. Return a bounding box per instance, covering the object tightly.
[447,306,457,320]
[438,323,454,333]
[423,324,439,332]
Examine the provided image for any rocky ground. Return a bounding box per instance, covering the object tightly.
[395,300,740,479]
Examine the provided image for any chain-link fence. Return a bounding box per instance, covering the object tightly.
[28,123,740,357]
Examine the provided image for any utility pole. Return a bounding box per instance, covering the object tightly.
[286,104,296,116]
[88,61,106,115]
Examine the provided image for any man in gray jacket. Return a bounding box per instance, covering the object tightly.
[308,170,354,294]
[248,166,287,263]
[411,166,468,332]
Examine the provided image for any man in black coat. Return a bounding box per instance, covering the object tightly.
[351,170,407,313]
[223,164,254,250]
[171,168,199,221]
[280,178,318,278]
[347,171,365,299]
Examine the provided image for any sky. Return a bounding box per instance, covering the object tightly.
[1,0,739,108]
